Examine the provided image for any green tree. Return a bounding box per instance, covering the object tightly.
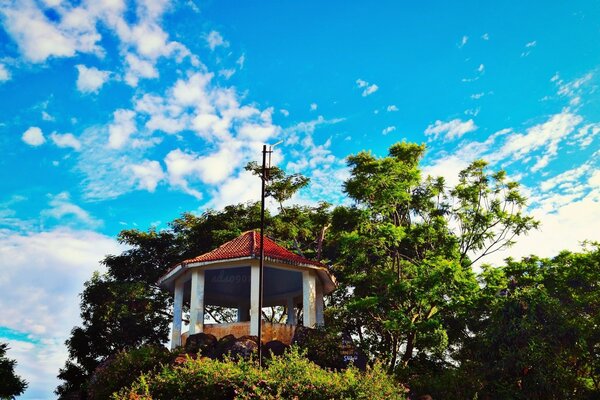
[0,342,27,400]
[329,142,537,376]
[449,244,600,399]
[56,203,270,398]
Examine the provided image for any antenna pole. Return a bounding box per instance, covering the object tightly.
[258,144,268,367]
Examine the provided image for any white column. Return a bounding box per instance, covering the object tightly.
[302,270,316,328]
[315,278,324,326]
[189,269,205,335]
[171,277,184,349]
[250,264,260,336]
[286,297,296,325]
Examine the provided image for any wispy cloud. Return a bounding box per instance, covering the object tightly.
[521,40,537,57]
[50,132,81,150]
[458,35,469,48]
[0,63,10,82]
[387,105,399,112]
[425,118,477,141]
[382,126,396,135]
[206,30,229,51]
[356,79,379,97]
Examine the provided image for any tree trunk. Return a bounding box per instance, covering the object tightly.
[402,331,416,366]
[316,224,330,261]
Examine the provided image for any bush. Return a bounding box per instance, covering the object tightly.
[115,347,406,400]
[87,345,175,400]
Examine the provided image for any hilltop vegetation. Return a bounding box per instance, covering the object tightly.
[55,142,600,399]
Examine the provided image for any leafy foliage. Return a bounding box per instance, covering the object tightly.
[116,347,406,400]
[87,346,174,400]
[57,203,268,398]
[329,142,537,375]
[0,342,27,400]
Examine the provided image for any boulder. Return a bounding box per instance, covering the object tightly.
[213,334,237,359]
[263,340,289,358]
[229,337,258,360]
[185,332,217,355]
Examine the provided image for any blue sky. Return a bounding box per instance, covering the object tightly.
[0,1,599,398]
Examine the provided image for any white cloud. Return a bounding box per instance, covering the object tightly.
[22,126,45,146]
[552,72,593,106]
[108,109,137,149]
[41,111,54,121]
[356,79,379,97]
[237,54,245,69]
[0,63,10,82]
[50,132,81,150]
[206,30,229,50]
[477,64,485,73]
[493,111,582,168]
[458,35,468,48]
[425,118,477,141]
[41,192,101,228]
[280,109,290,117]
[382,126,396,135]
[481,33,489,41]
[424,155,470,187]
[129,160,165,192]
[0,227,122,399]
[124,53,159,86]
[386,105,399,112]
[572,123,600,148]
[521,41,537,57]
[76,127,151,200]
[164,144,244,198]
[483,191,600,266]
[204,169,260,210]
[310,103,318,111]
[219,68,235,79]
[75,64,110,93]
[471,92,485,100]
[0,0,102,62]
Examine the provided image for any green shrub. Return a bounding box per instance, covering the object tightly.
[88,345,175,400]
[115,347,406,400]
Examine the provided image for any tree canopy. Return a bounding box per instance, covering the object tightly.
[56,141,600,400]
[0,342,27,400]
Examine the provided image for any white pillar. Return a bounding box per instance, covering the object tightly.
[303,270,316,328]
[189,269,205,335]
[250,264,260,336]
[315,278,324,326]
[171,277,184,349]
[286,297,296,325]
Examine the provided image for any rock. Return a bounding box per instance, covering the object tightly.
[185,332,217,355]
[263,340,288,358]
[291,325,317,347]
[229,338,258,360]
[213,334,237,360]
[237,335,259,344]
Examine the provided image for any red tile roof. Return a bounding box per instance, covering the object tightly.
[181,230,326,268]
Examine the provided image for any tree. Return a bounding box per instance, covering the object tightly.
[0,342,27,400]
[329,142,538,376]
[56,203,271,398]
[450,244,600,399]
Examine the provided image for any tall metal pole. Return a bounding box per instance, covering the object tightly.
[258,144,268,367]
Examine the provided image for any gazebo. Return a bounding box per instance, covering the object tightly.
[157,230,336,348]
